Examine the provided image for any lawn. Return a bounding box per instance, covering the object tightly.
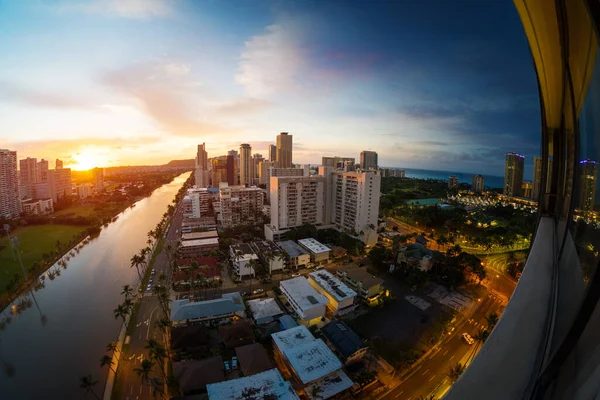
[0,225,87,293]
[53,202,130,221]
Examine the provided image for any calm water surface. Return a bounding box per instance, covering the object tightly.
[0,172,190,399]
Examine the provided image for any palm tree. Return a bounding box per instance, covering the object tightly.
[100,354,116,374]
[473,328,489,347]
[121,285,134,300]
[146,339,168,378]
[149,377,166,399]
[485,312,499,330]
[130,254,143,282]
[79,374,100,399]
[107,342,121,358]
[113,304,129,329]
[134,359,155,385]
[446,362,466,383]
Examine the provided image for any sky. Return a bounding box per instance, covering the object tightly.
[0,0,542,176]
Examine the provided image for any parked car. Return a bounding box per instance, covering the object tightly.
[253,288,264,295]
[241,292,250,297]
[146,284,152,291]
[231,356,238,369]
[224,361,231,372]
[151,269,156,275]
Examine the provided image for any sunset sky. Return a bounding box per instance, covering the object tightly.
[0,0,541,174]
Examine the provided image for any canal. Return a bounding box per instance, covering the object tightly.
[0,172,190,399]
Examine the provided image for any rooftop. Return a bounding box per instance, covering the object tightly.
[279,314,299,330]
[217,320,255,348]
[247,298,284,323]
[298,238,331,254]
[181,230,219,241]
[339,265,384,288]
[251,240,283,255]
[176,256,218,268]
[173,356,225,394]
[206,368,299,400]
[170,292,244,322]
[308,270,357,301]
[276,240,309,258]
[284,339,343,384]
[180,237,220,247]
[272,325,315,352]
[399,243,431,260]
[230,243,257,256]
[305,370,354,400]
[280,277,329,312]
[235,343,274,377]
[321,321,366,358]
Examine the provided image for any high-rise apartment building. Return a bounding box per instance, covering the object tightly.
[239,144,252,186]
[252,154,264,183]
[532,156,553,200]
[194,169,210,188]
[55,159,63,169]
[276,132,293,168]
[269,176,326,232]
[448,176,459,189]
[0,149,21,219]
[92,167,104,192]
[219,185,264,228]
[258,161,275,185]
[472,175,485,192]
[269,144,277,163]
[265,167,304,198]
[212,156,235,187]
[504,152,525,197]
[322,156,355,168]
[37,159,49,182]
[20,157,38,186]
[195,143,208,170]
[360,151,378,170]
[522,181,533,198]
[577,159,597,212]
[48,168,72,202]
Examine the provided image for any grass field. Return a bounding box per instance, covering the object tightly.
[0,225,87,293]
[53,202,129,220]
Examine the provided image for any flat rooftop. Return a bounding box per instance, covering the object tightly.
[251,240,283,255]
[206,368,299,400]
[181,231,218,241]
[298,238,331,254]
[230,243,256,256]
[170,292,244,322]
[284,339,343,384]
[309,270,357,301]
[341,265,384,288]
[280,277,329,312]
[277,240,309,258]
[272,325,315,352]
[180,237,219,247]
[305,370,354,399]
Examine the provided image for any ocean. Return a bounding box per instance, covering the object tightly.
[400,168,504,189]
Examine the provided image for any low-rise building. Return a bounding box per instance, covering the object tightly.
[181,216,217,233]
[337,264,385,304]
[298,238,330,264]
[280,277,328,325]
[230,243,259,278]
[276,240,311,269]
[397,243,434,271]
[250,240,285,274]
[218,320,255,348]
[181,230,218,241]
[174,356,226,395]
[235,343,275,377]
[173,257,221,289]
[308,270,357,316]
[179,237,220,257]
[207,368,299,400]
[279,314,299,330]
[20,198,53,215]
[170,292,245,327]
[247,298,284,325]
[321,321,368,365]
[271,326,354,398]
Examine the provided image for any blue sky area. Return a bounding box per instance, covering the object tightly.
[0,0,542,176]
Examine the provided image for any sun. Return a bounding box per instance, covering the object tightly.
[71,149,109,171]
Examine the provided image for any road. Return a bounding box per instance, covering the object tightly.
[383,295,505,400]
[115,198,185,400]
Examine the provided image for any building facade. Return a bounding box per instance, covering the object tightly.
[211,155,235,187]
[92,167,104,192]
[322,156,355,169]
[219,185,264,228]
[47,168,72,202]
[360,151,378,170]
[0,149,21,219]
[276,132,293,168]
[258,161,275,184]
[269,176,326,231]
[504,152,525,197]
[472,174,485,192]
[269,144,277,162]
[307,270,357,316]
[196,143,208,169]
[577,159,598,212]
[239,143,252,186]
[280,277,328,325]
[448,176,458,189]
[265,167,304,196]
[230,243,259,278]
[21,198,54,215]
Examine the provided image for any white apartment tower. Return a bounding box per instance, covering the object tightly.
[239,144,252,186]
[0,149,21,219]
[270,176,326,231]
[265,167,304,198]
[276,132,293,168]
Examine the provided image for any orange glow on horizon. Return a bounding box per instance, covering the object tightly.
[70,148,110,171]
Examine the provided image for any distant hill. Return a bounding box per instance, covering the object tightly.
[166,159,195,168]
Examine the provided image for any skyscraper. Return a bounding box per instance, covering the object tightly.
[92,167,104,192]
[37,159,49,182]
[276,132,293,168]
[577,159,597,212]
[20,157,38,186]
[48,167,72,202]
[472,175,485,192]
[360,151,378,170]
[269,144,277,163]
[252,153,264,183]
[0,149,21,219]
[532,156,553,200]
[239,144,252,186]
[196,143,208,170]
[55,159,63,169]
[269,176,327,231]
[504,153,525,197]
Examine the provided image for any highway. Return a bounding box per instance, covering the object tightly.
[383,294,505,400]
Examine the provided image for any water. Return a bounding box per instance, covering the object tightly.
[0,172,190,399]
[401,168,504,189]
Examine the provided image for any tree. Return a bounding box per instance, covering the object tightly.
[100,354,116,374]
[121,285,134,300]
[485,312,499,330]
[446,244,462,258]
[134,359,155,385]
[146,339,168,378]
[113,304,129,329]
[130,254,144,282]
[149,377,166,399]
[473,328,489,348]
[446,362,466,383]
[107,342,120,358]
[79,374,100,399]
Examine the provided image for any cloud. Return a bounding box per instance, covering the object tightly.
[0,81,91,108]
[56,0,174,19]
[236,24,306,98]
[214,98,272,116]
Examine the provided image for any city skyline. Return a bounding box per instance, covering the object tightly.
[1,0,541,175]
